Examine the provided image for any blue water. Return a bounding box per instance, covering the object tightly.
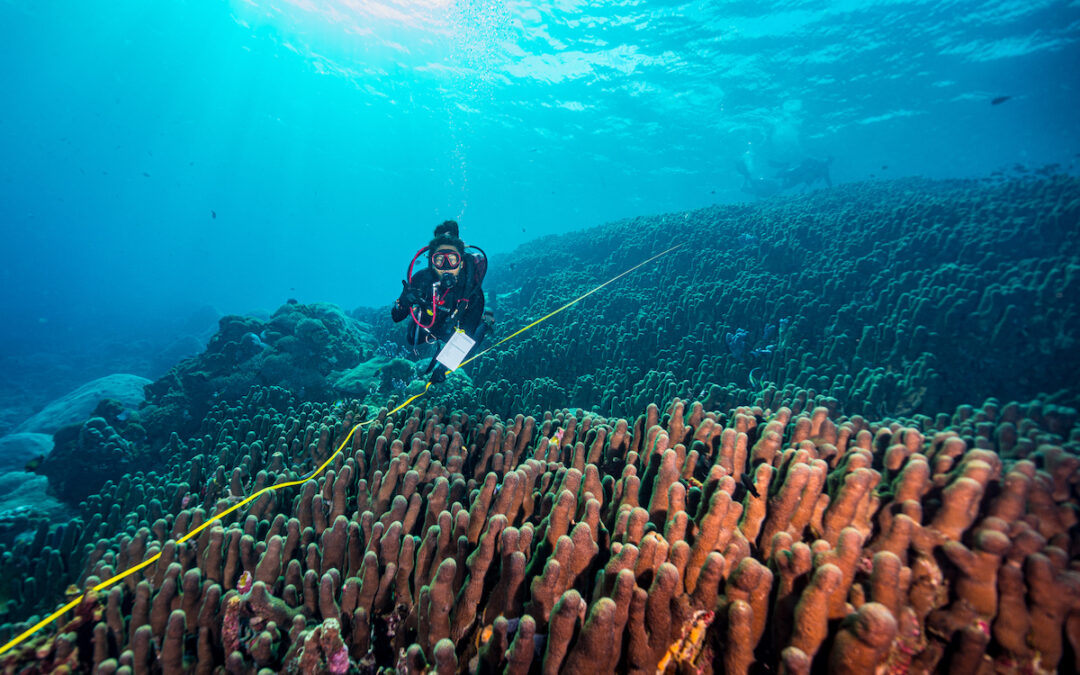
[1,0,1078,374]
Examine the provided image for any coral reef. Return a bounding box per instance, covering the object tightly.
[138,301,382,445]
[390,174,1079,421]
[1,174,1078,672]
[36,400,153,503]
[1,385,1077,674]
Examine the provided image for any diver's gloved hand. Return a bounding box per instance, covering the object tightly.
[429,368,447,385]
[398,280,422,307]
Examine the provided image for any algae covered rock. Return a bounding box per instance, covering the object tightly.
[12,374,150,436]
[0,470,70,532]
[36,413,149,504]
[333,356,417,396]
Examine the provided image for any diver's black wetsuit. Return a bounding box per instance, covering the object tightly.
[391,254,487,346]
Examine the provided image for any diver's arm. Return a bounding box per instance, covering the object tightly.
[468,310,495,353]
[391,279,425,322]
[426,307,492,386]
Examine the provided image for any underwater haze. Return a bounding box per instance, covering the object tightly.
[3,1,1079,303]
[0,0,1078,398]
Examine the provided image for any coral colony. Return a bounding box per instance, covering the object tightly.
[1,175,1079,673]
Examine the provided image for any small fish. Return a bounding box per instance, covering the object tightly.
[748,367,763,390]
[991,96,1011,105]
[142,172,150,177]
[24,456,44,472]
[211,210,216,219]
[881,165,888,170]
[64,584,81,599]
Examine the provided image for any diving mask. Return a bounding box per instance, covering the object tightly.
[431,250,462,271]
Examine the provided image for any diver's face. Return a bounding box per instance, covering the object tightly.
[431,246,462,278]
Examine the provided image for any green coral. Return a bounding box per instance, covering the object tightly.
[332,357,417,396]
[140,301,379,447]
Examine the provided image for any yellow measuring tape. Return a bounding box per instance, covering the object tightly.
[454,243,684,373]
[0,242,682,657]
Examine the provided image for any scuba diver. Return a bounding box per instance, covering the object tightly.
[392,220,494,384]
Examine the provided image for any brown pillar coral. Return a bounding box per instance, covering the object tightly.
[724,556,773,649]
[623,562,681,672]
[992,563,1032,663]
[504,614,537,675]
[646,449,681,528]
[159,610,186,675]
[10,362,1080,675]
[769,533,812,647]
[868,551,907,621]
[828,603,897,675]
[812,527,864,619]
[541,589,585,675]
[417,557,456,661]
[820,468,877,546]
[1025,552,1080,671]
[738,462,774,545]
[724,599,755,675]
[941,529,1010,618]
[778,646,811,675]
[560,597,625,674]
[452,514,505,642]
[759,462,811,557]
[787,563,842,660]
[685,488,741,594]
[928,476,984,541]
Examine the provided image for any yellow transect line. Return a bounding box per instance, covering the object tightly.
[454,243,684,373]
[0,242,682,657]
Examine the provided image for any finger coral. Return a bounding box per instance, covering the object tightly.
[2,386,1076,674]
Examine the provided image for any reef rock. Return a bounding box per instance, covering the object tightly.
[0,432,52,473]
[37,413,148,504]
[0,471,70,529]
[139,301,378,445]
[333,356,417,396]
[12,374,150,436]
